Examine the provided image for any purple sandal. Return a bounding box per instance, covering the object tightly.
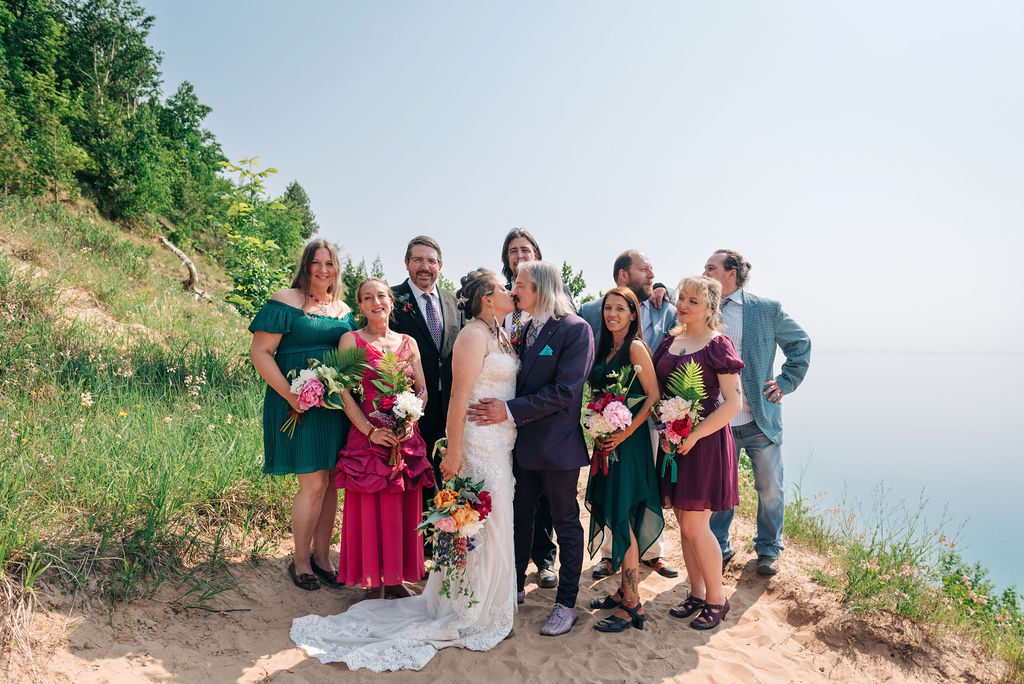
[690,598,730,630]
[669,595,705,619]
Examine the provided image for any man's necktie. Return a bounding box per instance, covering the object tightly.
[510,309,523,346]
[525,320,541,351]
[423,292,443,350]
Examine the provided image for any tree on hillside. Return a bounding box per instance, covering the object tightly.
[341,256,369,313]
[156,81,228,248]
[562,261,587,308]
[0,0,88,197]
[283,180,318,239]
[371,256,385,279]
[217,157,293,315]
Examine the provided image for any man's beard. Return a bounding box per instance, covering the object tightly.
[631,282,653,303]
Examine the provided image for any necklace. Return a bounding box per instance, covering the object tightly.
[476,316,515,355]
[308,291,333,313]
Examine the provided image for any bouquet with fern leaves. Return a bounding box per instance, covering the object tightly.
[652,359,707,482]
[281,347,369,438]
[368,350,425,478]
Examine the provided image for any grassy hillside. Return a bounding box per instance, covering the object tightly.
[1,196,1021,679]
[0,197,293,639]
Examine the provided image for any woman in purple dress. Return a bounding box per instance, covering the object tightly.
[653,276,743,630]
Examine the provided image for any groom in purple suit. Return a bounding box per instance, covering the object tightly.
[468,260,594,637]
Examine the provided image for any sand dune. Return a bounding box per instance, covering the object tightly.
[6,478,1000,683]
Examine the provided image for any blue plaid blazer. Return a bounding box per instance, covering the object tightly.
[738,292,811,445]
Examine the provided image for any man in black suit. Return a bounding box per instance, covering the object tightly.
[390,236,464,490]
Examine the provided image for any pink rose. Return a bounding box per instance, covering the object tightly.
[377,394,397,412]
[297,378,325,410]
[434,515,458,533]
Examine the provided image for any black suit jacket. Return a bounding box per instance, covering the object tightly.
[390,280,465,450]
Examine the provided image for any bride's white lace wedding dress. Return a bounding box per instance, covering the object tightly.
[290,336,519,672]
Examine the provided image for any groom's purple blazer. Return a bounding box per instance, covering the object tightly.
[507,313,594,471]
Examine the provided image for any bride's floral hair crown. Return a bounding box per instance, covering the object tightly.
[456,269,498,319]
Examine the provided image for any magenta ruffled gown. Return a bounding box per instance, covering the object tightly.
[334,334,435,588]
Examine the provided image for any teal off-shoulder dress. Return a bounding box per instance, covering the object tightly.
[249,299,359,475]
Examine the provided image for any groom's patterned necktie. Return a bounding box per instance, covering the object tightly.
[423,292,443,350]
[525,320,541,351]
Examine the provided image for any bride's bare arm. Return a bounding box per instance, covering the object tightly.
[440,324,489,480]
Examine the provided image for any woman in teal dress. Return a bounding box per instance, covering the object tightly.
[249,239,358,592]
[585,287,664,633]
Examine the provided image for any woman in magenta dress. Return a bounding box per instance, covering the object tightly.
[653,276,744,630]
[334,278,435,598]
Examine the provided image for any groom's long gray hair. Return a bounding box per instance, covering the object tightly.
[518,261,574,320]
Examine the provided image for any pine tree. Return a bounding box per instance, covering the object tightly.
[283,180,318,239]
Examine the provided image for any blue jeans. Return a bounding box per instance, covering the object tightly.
[710,421,784,558]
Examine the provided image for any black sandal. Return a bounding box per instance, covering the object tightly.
[288,562,320,591]
[669,594,705,619]
[594,601,646,633]
[309,554,344,589]
[690,598,730,630]
[589,589,624,610]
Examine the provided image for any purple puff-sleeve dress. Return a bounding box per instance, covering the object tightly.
[653,334,744,512]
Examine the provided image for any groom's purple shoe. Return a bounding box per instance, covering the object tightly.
[540,603,578,637]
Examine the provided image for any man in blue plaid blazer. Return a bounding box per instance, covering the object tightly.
[704,249,811,577]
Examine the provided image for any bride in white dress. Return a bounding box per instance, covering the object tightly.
[291,269,519,672]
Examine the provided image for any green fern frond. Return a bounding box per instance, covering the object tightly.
[373,350,413,393]
[322,346,370,376]
[664,359,707,403]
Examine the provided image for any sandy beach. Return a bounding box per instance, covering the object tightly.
[5,474,1000,684]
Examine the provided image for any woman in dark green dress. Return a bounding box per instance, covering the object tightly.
[249,239,358,592]
[585,287,664,633]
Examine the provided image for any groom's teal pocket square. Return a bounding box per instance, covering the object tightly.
[539,345,554,357]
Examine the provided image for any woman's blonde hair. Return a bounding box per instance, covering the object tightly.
[669,275,724,336]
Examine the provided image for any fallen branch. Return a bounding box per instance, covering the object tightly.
[157,236,213,302]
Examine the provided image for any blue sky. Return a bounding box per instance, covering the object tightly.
[146,1,1023,353]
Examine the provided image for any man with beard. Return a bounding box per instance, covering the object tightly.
[580,249,679,579]
[390,236,464,505]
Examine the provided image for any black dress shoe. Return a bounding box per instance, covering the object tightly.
[537,567,558,588]
[756,555,779,576]
[721,549,736,573]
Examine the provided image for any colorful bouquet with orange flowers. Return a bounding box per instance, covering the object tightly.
[417,474,491,604]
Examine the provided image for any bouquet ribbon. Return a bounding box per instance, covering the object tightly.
[387,442,405,480]
[591,447,613,476]
[660,451,679,483]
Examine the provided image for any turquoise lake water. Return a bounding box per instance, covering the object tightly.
[779,351,1022,592]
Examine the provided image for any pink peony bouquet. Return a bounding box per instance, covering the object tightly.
[281,348,368,439]
[417,473,491,604]
[583,363,645,476]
